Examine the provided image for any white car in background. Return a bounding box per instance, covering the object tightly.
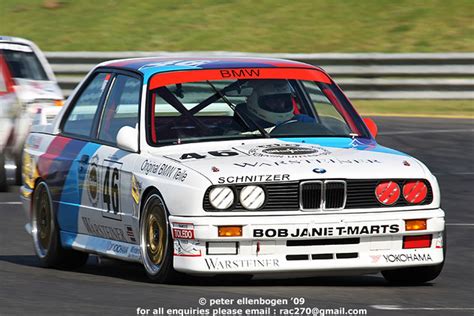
[0,36,63,190]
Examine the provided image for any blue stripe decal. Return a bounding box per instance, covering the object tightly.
[277,137,409,157]
[141,65,199,81]
[57,142,101,234]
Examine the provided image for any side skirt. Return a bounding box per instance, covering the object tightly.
[60,231,142,263]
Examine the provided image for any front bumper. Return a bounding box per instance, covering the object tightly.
[170,208,445,275]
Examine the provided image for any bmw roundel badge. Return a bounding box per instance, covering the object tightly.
[313,168,326,174]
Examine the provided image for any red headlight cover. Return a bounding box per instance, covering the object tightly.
[375,181,401,205]
[403,180,428,204]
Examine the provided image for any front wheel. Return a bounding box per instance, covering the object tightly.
[140,193,180,283]
[32,181,89,269]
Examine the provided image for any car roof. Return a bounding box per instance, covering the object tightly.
[99,57,322,80]
[0,36,35,46]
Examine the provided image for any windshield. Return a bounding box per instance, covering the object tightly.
[148,77,368,145]
[1,47,48,80]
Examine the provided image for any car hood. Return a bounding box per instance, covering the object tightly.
[13,78,63,103]
[151,138,428,184]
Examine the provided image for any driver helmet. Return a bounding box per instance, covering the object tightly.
[247,80,294,125]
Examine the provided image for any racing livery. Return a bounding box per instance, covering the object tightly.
[21,57,445,284]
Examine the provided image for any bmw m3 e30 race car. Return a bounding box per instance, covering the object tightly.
[20,57,445,284]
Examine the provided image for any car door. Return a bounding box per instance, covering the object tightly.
[79,72,142,245]
[57,72,112,235]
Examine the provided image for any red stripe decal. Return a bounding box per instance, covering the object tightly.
[149,68,331,90]
[37,136,71,178]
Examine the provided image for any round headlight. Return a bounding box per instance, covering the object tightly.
[375,181,400,205]
[240,185,265,210]
[403,180,428,204]
[209,186,235,210]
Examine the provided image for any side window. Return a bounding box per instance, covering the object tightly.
[98,75,141,145]
[62,73,111,138]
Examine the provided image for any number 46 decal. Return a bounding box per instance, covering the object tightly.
[103,165,120,214]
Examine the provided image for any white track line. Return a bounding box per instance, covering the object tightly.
[433,172,474,175]
[372,305,474,311]
[446,223,474,226]
[379,128,474,135]
[0,202,22,205]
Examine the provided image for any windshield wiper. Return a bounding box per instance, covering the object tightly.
[206,81,270,138]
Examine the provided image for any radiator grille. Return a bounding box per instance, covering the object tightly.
[300,181,322,209]
[324,181,346,209]
[203,181,300,212]
[203,179,433,211]
[346,179,433,208]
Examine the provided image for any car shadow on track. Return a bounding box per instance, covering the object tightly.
[0,255,434,288]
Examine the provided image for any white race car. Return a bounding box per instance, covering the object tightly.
[0,36,64,190]
[21,57,445,284]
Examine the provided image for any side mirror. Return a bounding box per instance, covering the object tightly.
[363,117,378,138]
[117,126,138,152]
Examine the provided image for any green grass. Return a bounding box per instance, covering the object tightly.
[353,100,474,117]
[1,0,473,52]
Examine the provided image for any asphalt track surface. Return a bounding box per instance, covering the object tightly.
[0,117,473,316]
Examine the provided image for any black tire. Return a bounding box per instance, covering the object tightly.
[382,230,446,284]
[140,192,181,283]
[0,153,7,192]
[32,181,89,269]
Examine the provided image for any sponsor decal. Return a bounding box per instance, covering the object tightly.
[140,159,188,181]
[22,151,38,189]
[220,69,260,78]
[253,224,400,238]
[205,258,280,270]
[247,144,331,158]
[141,60,212,69]
[383,253,433,263]
[126,225,137,243]
[218,174,290,184]
[131,174,141,205]
[106,241,129,255]
[86,156,100,207]
[212,166,220,172]
[370,255,381,263]
[82,217,127,242]
[173,228,195,240]
[172,223,195,240]
[234,158,382,168]
[128,246,141,260]
[174,239,201,257]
